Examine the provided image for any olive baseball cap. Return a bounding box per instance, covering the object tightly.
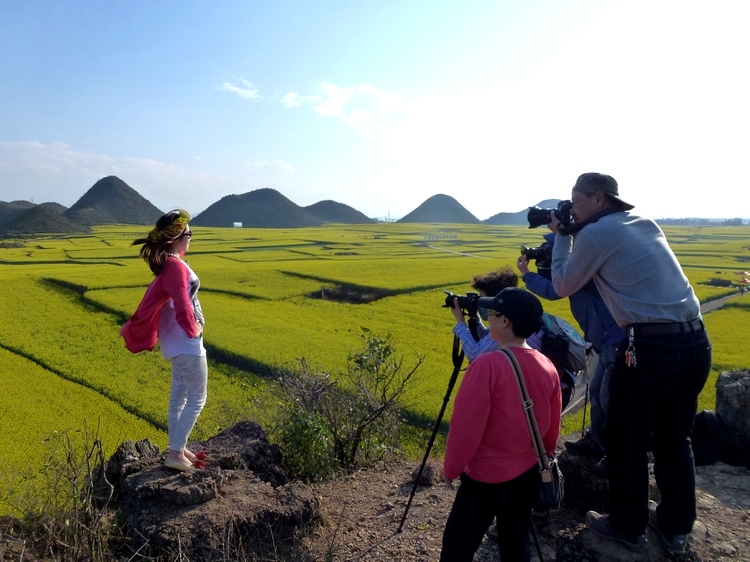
[573,173,634,210]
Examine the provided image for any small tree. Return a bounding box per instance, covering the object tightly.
[275,330,423,479]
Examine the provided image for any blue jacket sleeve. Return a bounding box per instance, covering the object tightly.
[522,272,563,300]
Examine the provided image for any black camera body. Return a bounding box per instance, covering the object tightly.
[527,200,573,230]
[443,290,480,317]
[521,242,552,279]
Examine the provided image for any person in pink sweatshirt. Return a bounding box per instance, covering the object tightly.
[120,209,207,473]
[441,288,561,562]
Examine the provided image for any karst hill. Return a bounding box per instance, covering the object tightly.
[484,198,564,225]
[0,203,87,235]
[192,188,325,228]
[2,174,590,234]
[397,194,481,224]
[0,176,164,236]
[304,200,375,224]
[63,176,163,226]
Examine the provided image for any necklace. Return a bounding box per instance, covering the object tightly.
[167,253,182,259]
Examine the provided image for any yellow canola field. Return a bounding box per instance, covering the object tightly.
[0,223,748,515]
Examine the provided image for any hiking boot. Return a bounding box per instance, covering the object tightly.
[648,501,688,554]
[585,511,647,553]
[564,432,605,458]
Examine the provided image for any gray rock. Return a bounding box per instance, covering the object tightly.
[410,462,442,486]
[102,420,318,560]
[716,370,750,467]
[557,447,610,515]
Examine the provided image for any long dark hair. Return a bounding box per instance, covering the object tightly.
[132,209,190,275]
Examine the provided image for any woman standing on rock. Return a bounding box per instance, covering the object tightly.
[120,209,207,473]
[441,288,561,562]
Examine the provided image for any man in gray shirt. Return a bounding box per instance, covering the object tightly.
[548,173,712,555]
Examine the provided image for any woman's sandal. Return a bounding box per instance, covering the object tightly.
[164,457,196,473]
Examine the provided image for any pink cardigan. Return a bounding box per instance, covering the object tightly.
[443,347,561,483]
[120,257,200,353]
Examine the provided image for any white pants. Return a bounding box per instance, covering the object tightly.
[168,354,208,451]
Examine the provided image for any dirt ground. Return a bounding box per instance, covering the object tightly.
[301,459,750,562]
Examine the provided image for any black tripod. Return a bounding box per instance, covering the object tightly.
[397,333,465,532]
[397,317,547,561]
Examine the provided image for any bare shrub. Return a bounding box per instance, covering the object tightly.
[275,330,423,480]
[1,421,119,561]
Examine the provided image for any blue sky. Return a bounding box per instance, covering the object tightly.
[1,0,748,220]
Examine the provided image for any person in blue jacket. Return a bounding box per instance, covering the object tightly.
[517,232,624,457]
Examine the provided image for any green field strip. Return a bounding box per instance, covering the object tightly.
[698,301,750,411]
[280,270,466,298]
[0,341,167,432]
[1,223,747,476]
[0,347,166,474]
[0,258,125,266]
[0,347,164,517]
[0,278,179,431]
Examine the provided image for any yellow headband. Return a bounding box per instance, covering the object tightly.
[146,209,190,243]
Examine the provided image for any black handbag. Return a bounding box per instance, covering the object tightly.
[500,348,564,511]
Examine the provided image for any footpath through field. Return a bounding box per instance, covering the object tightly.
[426,245,489,258]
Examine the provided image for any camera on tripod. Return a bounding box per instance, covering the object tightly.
[527,200,573,230]
[443,290,480,317]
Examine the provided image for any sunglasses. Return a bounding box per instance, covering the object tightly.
[477,307,503,321]
[180,230,193,239]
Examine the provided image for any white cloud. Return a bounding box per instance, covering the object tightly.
[280,82,413,140]
[0,141,252,215]
[280,92,302,108]
[218,78,261,101]
[247,158,295,173]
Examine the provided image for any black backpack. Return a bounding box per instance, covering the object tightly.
[538,313,587,410]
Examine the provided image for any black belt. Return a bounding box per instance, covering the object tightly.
[628,318,704,337]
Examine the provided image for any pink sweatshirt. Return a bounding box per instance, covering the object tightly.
[443,347,561,483]
[120,257,200,353]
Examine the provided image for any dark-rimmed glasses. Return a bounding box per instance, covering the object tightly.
[180,230,193,239]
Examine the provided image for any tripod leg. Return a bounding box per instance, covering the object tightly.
[529,516,544,562]
[581,383,589,435]
[397,340,464,533]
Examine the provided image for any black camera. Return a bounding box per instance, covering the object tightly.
[521,242,552,263]
[443,291,480,317]
[520,242,552,278]
[527,200,573,229]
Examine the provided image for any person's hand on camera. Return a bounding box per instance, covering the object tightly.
[547,212,562,233]
[451,297,465,324]
[516,255,530,275]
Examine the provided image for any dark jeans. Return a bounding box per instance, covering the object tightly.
[589,342,617,453]
[603,327,711,538]
[440,467,538,562]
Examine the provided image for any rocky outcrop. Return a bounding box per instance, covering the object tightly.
[556,447,610,515]
[716,369,750,467]
[101,421,317,560]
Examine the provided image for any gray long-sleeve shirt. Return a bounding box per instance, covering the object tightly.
[550,212,701,328]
